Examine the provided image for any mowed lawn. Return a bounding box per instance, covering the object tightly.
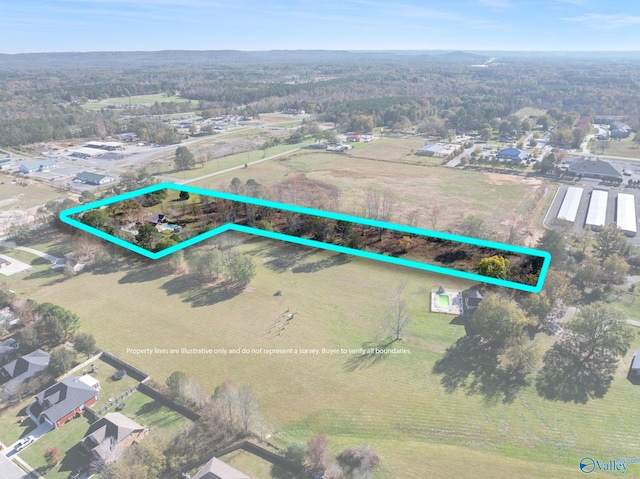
[0,175,66,211]
[191,142,550,235]
[22,234,640,479]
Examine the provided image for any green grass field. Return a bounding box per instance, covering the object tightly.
[0,175,66,211]
[16,233,640,479]
[589,134,640,160]
[80,94,191,110]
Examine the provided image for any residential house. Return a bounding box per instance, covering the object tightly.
[79,412,148,464]
[0,349,51,397]
[34,376,99,428]
[192,457,250,479]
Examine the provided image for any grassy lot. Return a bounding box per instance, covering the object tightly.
[347,137,440,165]
[189,142,550,239]
[0,175,66,211]
[14,234,640,478]
[514,107,548,119]
[152,139,314,181]
[216,449,296,479]
[15,390,192,479]
[80,94,191,110]
[589,134,640,160]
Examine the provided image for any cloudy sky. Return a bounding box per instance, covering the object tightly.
[1,0,640,53]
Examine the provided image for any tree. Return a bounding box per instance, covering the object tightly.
[337,445,381,479]
[460,215,491,240]
[468,294,528,349]
[49,347,77,376]
[594,223,631,261]
[179,190,190,201]
[144,189,168,206]
[536,229,567,265]
[36,302,80,346]
[383,280,411,341]
[73,332,97,358]
[304,433,330,475]
[601,253,629,287]
[175,146,195,170]
[519,292,552,326]
[536,302,634,403]
[543,269,580,307]
[44,447,61,467]
[165,370,188,399]
[80,209,110,231]
[224,252,257,288]
[237,383,260,436]
[477,255,510,279]
[135,224,159,250]
[188,249,222,281]
[575,257,600,290]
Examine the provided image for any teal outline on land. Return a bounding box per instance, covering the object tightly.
[58,182,551,293]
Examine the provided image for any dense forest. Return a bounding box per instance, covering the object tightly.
[0,50,639,147]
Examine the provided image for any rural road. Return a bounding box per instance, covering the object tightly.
[178,147,302,185]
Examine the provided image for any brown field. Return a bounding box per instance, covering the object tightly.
[191,139,554,246]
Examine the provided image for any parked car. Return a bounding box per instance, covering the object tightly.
[14,435,35,452]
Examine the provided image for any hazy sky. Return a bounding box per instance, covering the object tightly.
[1,0,640,53]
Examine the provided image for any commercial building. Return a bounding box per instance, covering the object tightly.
[585,189,608,231]
[616,193,637,237]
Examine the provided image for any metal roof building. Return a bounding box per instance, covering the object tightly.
[585,189,608,230]
[616,193,637,237]
[557,187,583,223]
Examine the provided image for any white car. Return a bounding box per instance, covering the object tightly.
[14,435,35,452]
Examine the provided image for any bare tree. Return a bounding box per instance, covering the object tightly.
[363,188,381,220]
[237,383,261,436]
[431,203,441,230]
[380,190,396,222]
[383,280,411,341]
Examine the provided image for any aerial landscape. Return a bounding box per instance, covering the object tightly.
[1,1,640,479]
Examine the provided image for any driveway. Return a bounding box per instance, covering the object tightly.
[3,403,52,458]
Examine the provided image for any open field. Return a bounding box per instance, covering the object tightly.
[0,175,66,211]
[80,93,191,110]
[16,232,640,479]
[589,134,640,160]
[215,449,294,479]
[514,107,548,119]
[151,139,314,181]
[191,139,552,243]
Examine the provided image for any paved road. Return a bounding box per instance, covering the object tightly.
[445,143,484,167]
[15,246,63,265]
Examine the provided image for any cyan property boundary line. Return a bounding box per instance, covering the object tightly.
[59,182,551,293]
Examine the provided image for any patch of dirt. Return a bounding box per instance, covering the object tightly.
[484,172,542,185]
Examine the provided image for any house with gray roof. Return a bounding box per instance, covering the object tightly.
[76,171,115,185]
[19,159,57,174]
[632,348,640,377]
[192,457,250,479]
[568,159,621,180]
[80,412,148,464]
[0,349,50,397]
[35,375,99,428]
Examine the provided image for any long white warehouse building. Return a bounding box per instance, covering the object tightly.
[617,193,637,237]
[557,187,583,223]
[585,189,608,230]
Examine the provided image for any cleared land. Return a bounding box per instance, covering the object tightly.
[19,233,640,479]
[80,93,190,110]
[590,134,640,160]
[190,139,551,243]
[0,175,65,211]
